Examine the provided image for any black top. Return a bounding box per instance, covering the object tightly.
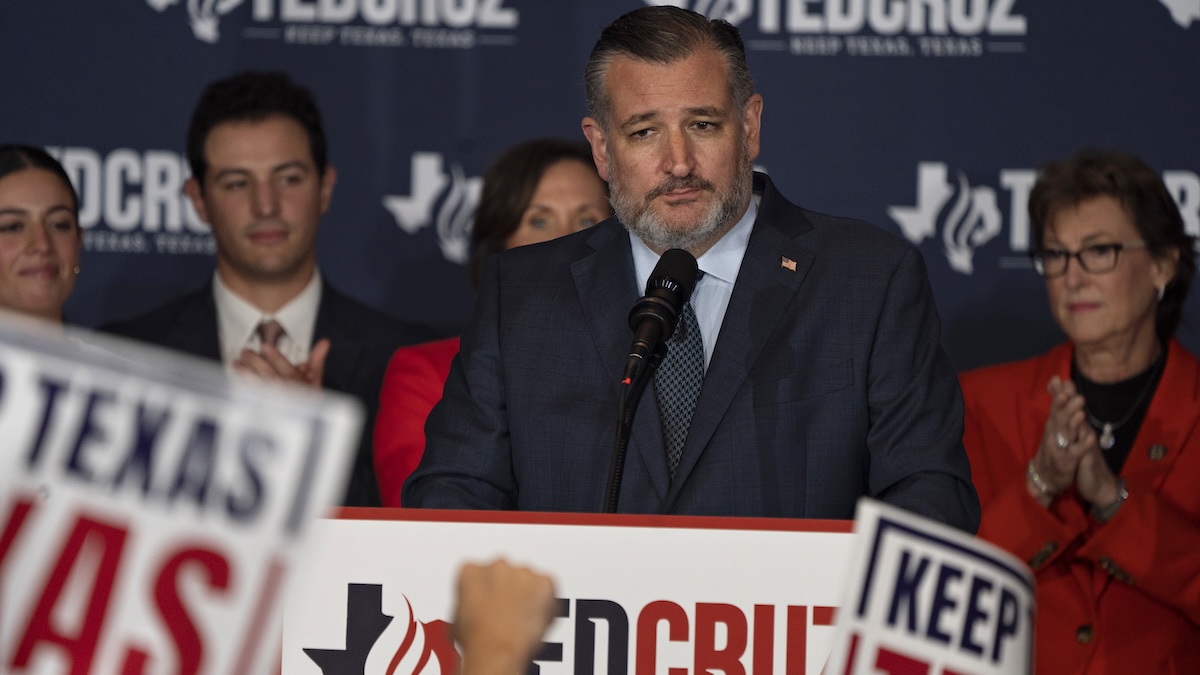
[1072,349,1167,474]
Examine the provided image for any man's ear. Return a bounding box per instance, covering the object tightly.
[742,93,764,164]
[319,165,337,215]
[581,117,610,182]
[183,177,209,224]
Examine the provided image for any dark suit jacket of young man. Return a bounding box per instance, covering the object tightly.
[404,172,980,532]
[103,280,435,507]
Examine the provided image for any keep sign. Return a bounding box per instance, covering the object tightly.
[0,315,362,675]
[826,499,1034,675]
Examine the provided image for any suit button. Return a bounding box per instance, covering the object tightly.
[1076,624,1094,644]
[1148,444,1166,461]
[1029,541,1057,568]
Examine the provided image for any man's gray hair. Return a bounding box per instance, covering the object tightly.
[584,6,756,131]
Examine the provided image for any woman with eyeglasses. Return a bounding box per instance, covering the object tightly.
[960,149,1199,674]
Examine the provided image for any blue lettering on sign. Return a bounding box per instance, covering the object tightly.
[19,375,280,527]
[112,402,173,495]
[883,546,1023,664]
[26,376,70,468]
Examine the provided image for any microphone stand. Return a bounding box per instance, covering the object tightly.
[602,346,665,513]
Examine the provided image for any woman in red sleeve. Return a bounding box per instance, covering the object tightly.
[960,150,1200,674]
[374,138,611,506]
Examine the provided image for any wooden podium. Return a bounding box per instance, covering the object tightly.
[283,508,854,674]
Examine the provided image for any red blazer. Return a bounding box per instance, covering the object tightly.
[373,337,460,507]
[961,340,1200,674]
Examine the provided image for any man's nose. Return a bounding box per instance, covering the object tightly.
[662,130,696,178]
[253,183,281,217]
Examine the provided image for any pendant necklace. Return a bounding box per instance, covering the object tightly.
[1079,355,1164,451]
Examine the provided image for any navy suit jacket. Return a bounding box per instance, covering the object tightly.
[405,173,979,531]
[103,279,434,507]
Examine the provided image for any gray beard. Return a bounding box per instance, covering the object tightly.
[608,152,752,254]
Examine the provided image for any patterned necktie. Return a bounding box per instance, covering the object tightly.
[655,301,704,478]
[256,319,285,350]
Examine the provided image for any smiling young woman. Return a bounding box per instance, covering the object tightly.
[0,145,82,324]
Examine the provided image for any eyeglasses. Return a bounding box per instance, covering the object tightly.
[1029,240,1147,278]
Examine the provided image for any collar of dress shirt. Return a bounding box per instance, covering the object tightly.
[212,269,323,366]
[630,192,759,368]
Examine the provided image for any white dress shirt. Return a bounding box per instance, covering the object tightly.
[630,194,759,371]
[213,270,323,367]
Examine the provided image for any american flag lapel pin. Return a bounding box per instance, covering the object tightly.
[781,256,797,272]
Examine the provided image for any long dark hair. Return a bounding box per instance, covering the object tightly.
[0,144,79,215]
[469,138,599,286]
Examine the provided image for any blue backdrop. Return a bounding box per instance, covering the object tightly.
[2,0,1197,371]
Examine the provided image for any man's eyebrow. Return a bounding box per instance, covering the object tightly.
[618,111,659,129]
[211,167,250,181]
[210,161,310,181]
[271,160,311,174]
[618,106,726,129]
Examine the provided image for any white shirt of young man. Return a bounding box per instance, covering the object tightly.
[213,270,322,368]
[630,194,758,371]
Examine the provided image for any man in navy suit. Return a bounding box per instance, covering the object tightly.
[405,7,979,531]
[105,72,432,507]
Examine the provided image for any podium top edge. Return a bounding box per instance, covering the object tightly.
[328,507,855,533]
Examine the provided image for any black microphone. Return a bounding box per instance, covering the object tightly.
[605,248,699,512]
[624,248,699,383]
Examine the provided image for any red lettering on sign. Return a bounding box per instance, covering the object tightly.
[11,513,129,674]
[152,546,232,674]
[751,604,774,674]
[232,554,283,675]
[635,600,688,675]
[875,646,930,674]
[696,603,747,675]
[0,496,36,575]
[788,605,809,675]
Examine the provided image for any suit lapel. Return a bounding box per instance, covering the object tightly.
[313,282,364,391]
[665,176,816,503]
[170,283,222,361]
[571,222,672,499]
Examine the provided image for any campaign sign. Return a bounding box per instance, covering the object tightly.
[284,510,856,675]
[825,500,1034,675]
[0,315,362,675]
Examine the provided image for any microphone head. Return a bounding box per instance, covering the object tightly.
[628,248,699,334]
[646,248,699,302]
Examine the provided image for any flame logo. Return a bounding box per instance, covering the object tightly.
[941,172,1001,274]
[367,596,458,675]
[435,165,480,265]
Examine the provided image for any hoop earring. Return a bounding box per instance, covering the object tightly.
[1157,284,1166,301]
[74,266,80,276]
